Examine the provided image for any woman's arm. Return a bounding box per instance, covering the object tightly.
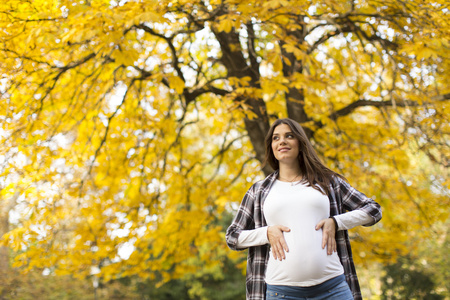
[226,184,291,260]
[335,177,382,226]
[236,227,269,248]
[334,210,373,230]
[236,226,292,260]
[225,185,257,251]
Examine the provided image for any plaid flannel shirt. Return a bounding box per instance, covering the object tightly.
[226,171,382,300]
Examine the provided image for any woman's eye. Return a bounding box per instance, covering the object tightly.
[287,134,293,138]
[272,136,279,141]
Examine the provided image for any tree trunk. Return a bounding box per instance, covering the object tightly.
[280,28,314,139]
[213,25,273,175]
[0,192,20,275]
[243,112,272,176]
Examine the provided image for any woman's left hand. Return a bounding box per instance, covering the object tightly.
[315,218,337,255]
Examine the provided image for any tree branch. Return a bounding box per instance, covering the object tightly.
[330,94,450,121]
[184,85,229,105]
[133,24,185,82]
[246,21,260,78]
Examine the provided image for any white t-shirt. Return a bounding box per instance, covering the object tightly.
[236,180,373,286]
[263,180,344,286]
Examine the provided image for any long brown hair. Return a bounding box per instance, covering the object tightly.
[263,118,345,196]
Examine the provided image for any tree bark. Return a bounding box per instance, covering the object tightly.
[279,28,314,139]
[213,24,272,175]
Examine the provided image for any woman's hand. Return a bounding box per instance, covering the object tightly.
[315,218,337,255]
[267,225,291,261]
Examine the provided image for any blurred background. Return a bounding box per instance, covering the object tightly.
[0,0,448,299]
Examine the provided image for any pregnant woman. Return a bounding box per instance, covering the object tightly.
[226,118,382,300]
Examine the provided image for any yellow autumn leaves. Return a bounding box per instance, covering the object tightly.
[0,0,448,293]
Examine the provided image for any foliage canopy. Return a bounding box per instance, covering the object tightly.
[0,0,449,290]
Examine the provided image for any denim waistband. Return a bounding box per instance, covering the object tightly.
[266,274,346,297]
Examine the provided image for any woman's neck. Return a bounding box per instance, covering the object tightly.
[278,163,302,182]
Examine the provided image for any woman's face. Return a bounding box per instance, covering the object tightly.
[271,123,300,164]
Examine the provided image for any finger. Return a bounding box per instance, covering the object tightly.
[278,240,287,260]
[329,237,336,255]
[274,243,282,260]
[272,247,277,260]
[278,243,285,260]
[275,247,281,261]
[327,232,331,254]
[280,238,289,253]
[322,231,327,249]
[280,226,291,232]
[328,231,337,254]
[330,233,336,254]
[276,243,282,259]
[315,220,324,230]
[328,236,333,255]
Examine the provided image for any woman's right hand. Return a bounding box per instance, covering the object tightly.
[267,225,291,261]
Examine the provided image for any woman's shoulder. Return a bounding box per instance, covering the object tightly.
[249,171,278,191]
[329,173,348,185]
[326,173,350,195]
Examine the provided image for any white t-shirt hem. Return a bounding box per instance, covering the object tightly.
[265,271,345,287]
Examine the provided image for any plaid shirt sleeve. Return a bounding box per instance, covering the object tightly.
[226,173,381,300]
[334,176,382,225]
[226,184,257,251]
[226,173,276,300]
[330,176,382,300]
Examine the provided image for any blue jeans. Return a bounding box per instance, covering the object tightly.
[266,280,353,300]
